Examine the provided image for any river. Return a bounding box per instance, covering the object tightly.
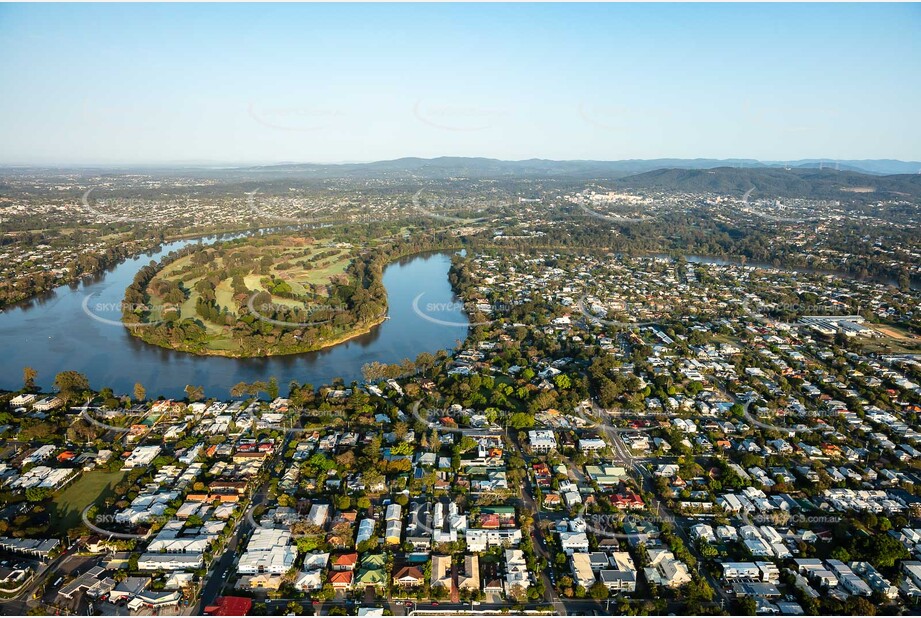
[0,237,469,399]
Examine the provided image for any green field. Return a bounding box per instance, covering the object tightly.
[151,242,352,320]
[50,469,127,534]
[130,236,385,357]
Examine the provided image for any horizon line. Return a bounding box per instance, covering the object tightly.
[2,155,920,170]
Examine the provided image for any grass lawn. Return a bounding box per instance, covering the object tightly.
[130,236,371,355]
[50,469,127,534]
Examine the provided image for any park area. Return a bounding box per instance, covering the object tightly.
[126,234,386,357]
[50,470,126,535]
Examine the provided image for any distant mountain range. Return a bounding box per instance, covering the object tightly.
[617,167,921,201]
[3,157,920,201]
[241,156,921,179]
[231,157,921,200]
[3,156,919,178]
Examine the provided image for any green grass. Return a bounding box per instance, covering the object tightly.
[214,279,236,312]
[134,238,368,355]
[50,469,127,534]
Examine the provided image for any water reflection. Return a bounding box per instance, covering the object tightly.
[0,238,467,399]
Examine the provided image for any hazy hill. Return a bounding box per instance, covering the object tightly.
[4,157,918,179]
[242,156,921,179]
[617,167,921,200]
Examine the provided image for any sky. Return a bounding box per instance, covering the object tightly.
[0,3,919,166]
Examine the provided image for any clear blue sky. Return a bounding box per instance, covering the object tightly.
[1,3,919,165]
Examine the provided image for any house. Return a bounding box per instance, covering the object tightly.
[570,552,596,588]
[137,553,203,572]
[528,429,557,453]
[332,553,359,571]
[329,570,353,590]
[611,490,644,510]
[124,445,161,469]
[458,555,480,592]
[393,566,425,588]
[307,503,330,528]
[579,437,607,452]
[600,552,637,592]
[9,394,36,407]
[84,536,114,554]
[32,396,63,412]
[716,525,738,542]
[431,555,452,590]
[690,524,716,543]
[355,517,377,548]
[385,519,402,546]
[559,531,590,554]
[644,549,691,589]
[505,549,530,595]
[237,573,284,591]
[654,464,680,478]
[302,552,330,573]
[720,562,761,581]
[295,571,324,592]
[385,503,403,522]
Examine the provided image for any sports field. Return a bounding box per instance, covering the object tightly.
[50,469,127,534]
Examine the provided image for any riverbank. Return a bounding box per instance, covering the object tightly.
[130,313,389,359]
[0,243,466,398]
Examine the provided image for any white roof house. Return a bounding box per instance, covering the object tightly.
[528,430,557,452]
[559,531,590,554]
[570,552,596,588]
[356,518,376,547]
[385,503,402,522]
[238,529,296,574]
[644,549,691,589]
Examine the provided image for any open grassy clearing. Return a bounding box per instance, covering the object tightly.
[148,242,355,320]
[132,236,374,355]
[50,469,127,534]
[214,278,236,311]
[857,335,921,355]
[871,323,921,343]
